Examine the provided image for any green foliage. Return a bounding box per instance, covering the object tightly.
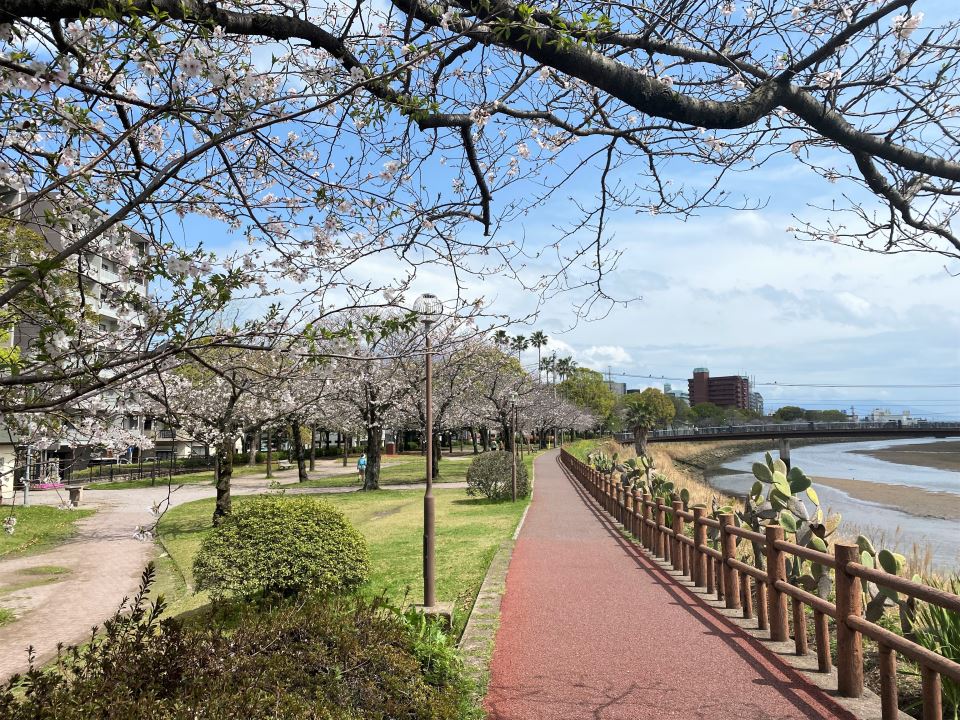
[192,496,369,598]
[559,367,616,421]
[857,534,919,636]
[0,565,478,720]
[914,576,960,718]
[739,453,839,595]
[689,402,726,426]
[465,451,529,500]
[773,405,806,421]
[621,388,676,432]
[773,406,849,422]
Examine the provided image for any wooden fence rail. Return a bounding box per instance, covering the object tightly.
[559,449,960,720]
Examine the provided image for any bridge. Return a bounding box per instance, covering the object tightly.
[613,420,960,470]
[628,420,960,443]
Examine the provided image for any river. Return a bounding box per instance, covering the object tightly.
[706,437,960,571]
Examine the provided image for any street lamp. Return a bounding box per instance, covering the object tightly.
[508,390,519,502]
[414,292,443,609]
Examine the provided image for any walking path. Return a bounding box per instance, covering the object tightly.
[0,460,464,680]
[485,450,856,720]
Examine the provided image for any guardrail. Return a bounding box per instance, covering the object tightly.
[559,449,960,720]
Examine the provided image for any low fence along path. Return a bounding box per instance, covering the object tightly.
[485,450,855,720]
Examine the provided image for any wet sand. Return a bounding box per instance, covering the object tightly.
[853,439,960,472]
[813,475,960,521]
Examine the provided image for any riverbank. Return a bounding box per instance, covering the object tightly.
[813,475,960,521]
[853,439,960,472]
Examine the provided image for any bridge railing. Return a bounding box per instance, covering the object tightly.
[559,449,960,720]
[624,420,960,440]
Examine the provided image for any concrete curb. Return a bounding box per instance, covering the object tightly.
[457,454,539,697]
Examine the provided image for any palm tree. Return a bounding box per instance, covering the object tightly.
[540,353,556,384]
[492,329,510,348]
[529,331,548,382]
[510,334,528,362]
[556,356,576,383]
[622,389,676,458]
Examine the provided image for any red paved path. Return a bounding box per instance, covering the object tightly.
[485,450,855,720]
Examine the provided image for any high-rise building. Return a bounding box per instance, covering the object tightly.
[749,391,764,415]
[687,368,751,410]
[605,380,627,396]
[663,382,690,403]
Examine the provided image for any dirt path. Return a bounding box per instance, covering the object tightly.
[0,460,464,680]
[485,451,855,720]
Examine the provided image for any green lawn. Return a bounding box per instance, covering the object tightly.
[299,454,476,488]
[154,452,537,635]
[88,463,268,490]
[0,506,95,559]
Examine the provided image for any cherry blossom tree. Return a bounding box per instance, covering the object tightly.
[3,0,954,444]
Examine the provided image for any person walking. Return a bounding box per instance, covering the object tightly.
[356,453,367,483]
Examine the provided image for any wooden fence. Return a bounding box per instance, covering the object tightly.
[560,449,960,720]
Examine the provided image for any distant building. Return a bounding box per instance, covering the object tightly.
[749,392,764,415]
[863,408,923,426]
[605,380,626,396]
[688,368,750,410]
[663,382,690,403]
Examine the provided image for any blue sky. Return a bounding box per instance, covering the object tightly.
[181,0,959,419]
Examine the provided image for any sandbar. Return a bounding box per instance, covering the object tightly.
[813,475,960,521]
[852,439,960,472]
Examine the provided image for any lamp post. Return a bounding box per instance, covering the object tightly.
[414,292,443,608]
[508,391,518,502]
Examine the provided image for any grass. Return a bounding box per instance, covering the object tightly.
[299,454,475,488]
[0,506,95,559]
[88,463,267,490]
[154,452,537,636]
[0,606,13,626]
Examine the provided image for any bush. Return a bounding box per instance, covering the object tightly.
[0,565,479,720]
[466,451,529,501]
[193,496,369,598]
[914,576,960,716]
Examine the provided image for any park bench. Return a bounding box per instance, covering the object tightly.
[276,460,293,471]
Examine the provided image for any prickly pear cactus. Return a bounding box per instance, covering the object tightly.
[746,452,840,598]
[856,535,919,637]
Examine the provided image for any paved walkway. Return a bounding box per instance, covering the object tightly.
[485,450,855,720]
[0,459,464,680]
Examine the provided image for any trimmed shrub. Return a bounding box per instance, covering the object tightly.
[466,451,529,501]
[0,565,479,720]
[193,496,369,598]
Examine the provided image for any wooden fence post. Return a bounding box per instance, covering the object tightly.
[719,514,740,610]
[693,507,707,587]
[642,494,652,550]
[765,524,789,642]
[672,501,684,573]
[654,498,665,559]
[835,542,864,698]
[633,489,642,540]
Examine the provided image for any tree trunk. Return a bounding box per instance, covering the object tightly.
[638,428,649,458]
[363,426,382,490]
[266,430,273,479]
[212,437,233,526]
[248,430,257,466]
[501,420,513,451]
[291,420,308,482]
[309,424,316,472]
[324,430,331,453]
[432,431,441,479]
[342,433,349,466]
[471,426,479,454]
